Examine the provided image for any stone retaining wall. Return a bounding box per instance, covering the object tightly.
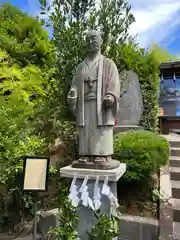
[34,209,158,240]
[119,215,158,240]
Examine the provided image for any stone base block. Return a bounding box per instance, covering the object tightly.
[37,208,59,239]
[60,164,126,240]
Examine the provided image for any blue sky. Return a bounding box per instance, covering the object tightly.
[1,0,180,57]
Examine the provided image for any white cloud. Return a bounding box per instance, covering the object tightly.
[28,0,180,52]
[129,0,180,48]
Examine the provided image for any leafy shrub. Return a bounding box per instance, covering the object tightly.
[114,130,170,184]
[88,212,119,240]
[0,49,48,225]
[49,183,79,240]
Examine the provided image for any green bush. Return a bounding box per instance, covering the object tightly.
[114,130,170,184]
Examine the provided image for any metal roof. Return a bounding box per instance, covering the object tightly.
[160,61,180,69]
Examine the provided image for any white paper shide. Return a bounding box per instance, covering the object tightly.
[68,175,120,213]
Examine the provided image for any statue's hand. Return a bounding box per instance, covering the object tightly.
[67,89,77,104]
[103,94,115,107]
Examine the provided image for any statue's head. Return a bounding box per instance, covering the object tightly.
[86,30,102,53]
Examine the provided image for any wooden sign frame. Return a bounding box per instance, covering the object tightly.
[22,156,50,192]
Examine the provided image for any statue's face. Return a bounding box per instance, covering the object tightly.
[86,30,102,53]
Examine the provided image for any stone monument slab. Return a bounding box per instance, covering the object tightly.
[115,70,143,133]
[118,70,143,125]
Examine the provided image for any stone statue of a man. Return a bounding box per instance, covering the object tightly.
[67,30,120,169]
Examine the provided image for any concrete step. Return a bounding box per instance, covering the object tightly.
[172,180,180,199]
[169,140,180,148]
[170,156,180,167]
[161,135,180,147]
[170,167,180,181]
[171,147,180,157]
[172,198,180,222]
[173,222,180,240]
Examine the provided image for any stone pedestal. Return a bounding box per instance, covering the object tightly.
[72,158,120,170]
[114,125,143,134]
[60,164,126,240]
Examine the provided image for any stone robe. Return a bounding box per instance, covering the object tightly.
[68,54,120,156]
